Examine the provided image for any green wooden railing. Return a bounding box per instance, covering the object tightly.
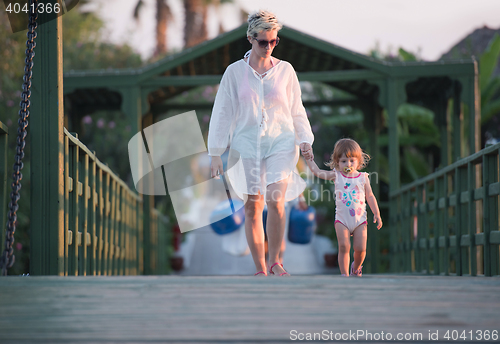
[0,121,8,257]
[63,129,170,276]
[390,142,500,276]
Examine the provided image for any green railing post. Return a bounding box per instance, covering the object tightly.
[454,167,463,275]
[423,183,430,274]
[88,154,97,275]
[30,3,65,275]
[467,162,477,276]
[416,185,423,273]
[68,138,79,276]
[482,152,499,276]
[452,82,462,161]
[490,150,500,276]
[96,168,104,275]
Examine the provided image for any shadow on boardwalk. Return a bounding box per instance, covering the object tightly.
[1,274,499,343]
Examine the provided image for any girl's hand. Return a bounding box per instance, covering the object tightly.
[210,156,224,179]
[300,142,313,160]
[373,214,383,230]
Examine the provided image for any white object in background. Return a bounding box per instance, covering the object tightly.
[312,234,337,267]
[221,225,250,257]
[179,232,197,269]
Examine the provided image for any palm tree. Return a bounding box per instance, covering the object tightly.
[183,0,240,48]
[183,0,209,48]
[133,0,172,57]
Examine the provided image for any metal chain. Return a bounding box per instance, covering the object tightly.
[0,0,38,276]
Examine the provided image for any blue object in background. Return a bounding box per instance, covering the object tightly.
[220,150,229,172]
[262,206,268,235]
[210,199,245,235]
[288,206,316,244]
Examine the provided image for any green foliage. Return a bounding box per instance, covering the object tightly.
[479,34,500,125]
[479,34,500,90]
[368,41,422,62]
[398,48,418,62]
[62,9,143,70]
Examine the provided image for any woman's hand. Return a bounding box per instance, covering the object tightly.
[210,156,224,179]
[299,143,313,160]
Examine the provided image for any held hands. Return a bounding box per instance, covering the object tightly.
[210,156,224,179]
[373,214,383,230]
[300,142,313,160]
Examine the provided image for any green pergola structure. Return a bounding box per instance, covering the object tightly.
[60,24,479,272]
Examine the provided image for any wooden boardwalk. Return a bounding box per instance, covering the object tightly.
[1,275,499,343]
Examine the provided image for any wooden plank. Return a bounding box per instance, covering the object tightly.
[1,276,499,343]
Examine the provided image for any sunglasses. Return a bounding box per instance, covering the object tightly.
[253,37,280,48]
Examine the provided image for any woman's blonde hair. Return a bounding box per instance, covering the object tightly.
[325,138,371,171]
[247,10,282,38]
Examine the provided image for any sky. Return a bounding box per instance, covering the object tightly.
[89,0,500,61]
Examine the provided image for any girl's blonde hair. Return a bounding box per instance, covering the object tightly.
[325,138,371,171]
[247,10,283,38]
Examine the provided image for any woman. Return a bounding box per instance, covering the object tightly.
[208,10,314,276]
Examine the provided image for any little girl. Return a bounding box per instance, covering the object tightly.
[306,138,382,276]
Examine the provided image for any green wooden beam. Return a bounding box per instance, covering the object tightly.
[386,78,405,273]
[117,87,142,137]
[138,26,248,82]
[64,74,138,90]
[458,68,480,157]
[150,98,364,114]
[387,79,403,193]
[298,70,384,82]
[30,8,65,276]
[388,63,475,78]
[141,70,385,88]
[452,81,462,161]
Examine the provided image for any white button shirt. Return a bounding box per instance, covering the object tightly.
[208,50,314,202]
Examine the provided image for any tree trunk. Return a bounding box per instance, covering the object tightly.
[183,0,208,48]
[155,0,170,56]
